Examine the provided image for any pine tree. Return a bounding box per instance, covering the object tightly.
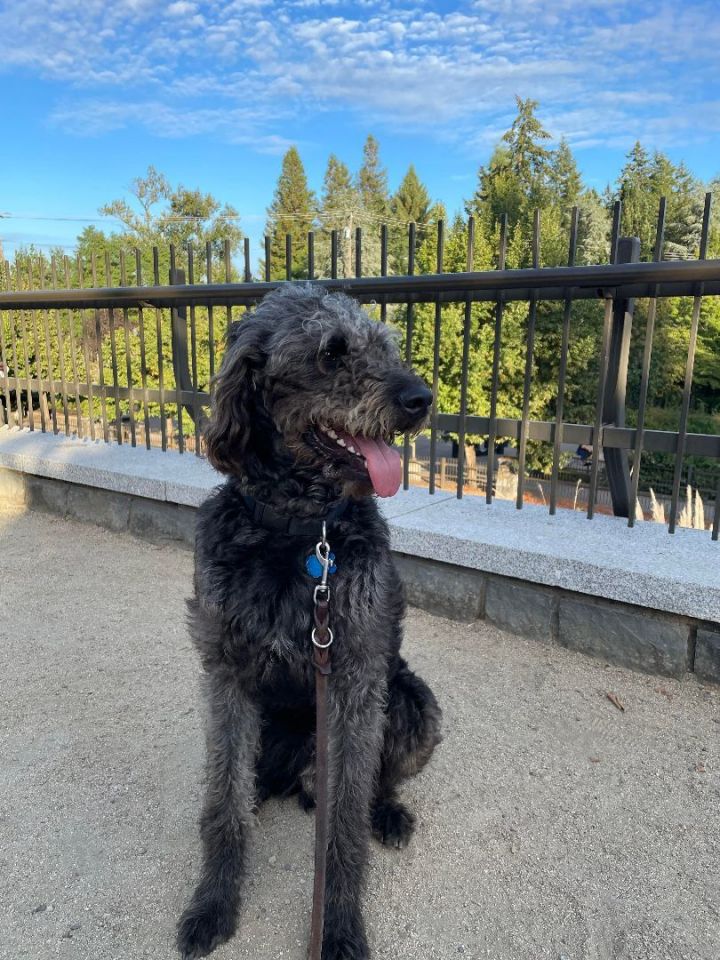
[354,135,390,276]
[322,155,355,218]
[320,154,362,277]
[357,135,389,220]
[661,160,704,260]
[616,142,656,258]
[501,97,552,206]
[389,164,431,273]
[468,98,553,246]
[265,147,317,280]
[468,145,524,239]
[614,144,705,261]
[576,189,611,265]
[391,165,431,229]
[550,139,582,209]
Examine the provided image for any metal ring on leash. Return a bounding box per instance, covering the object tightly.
[311,626,334,649]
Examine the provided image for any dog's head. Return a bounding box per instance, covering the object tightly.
[204,284,431,498]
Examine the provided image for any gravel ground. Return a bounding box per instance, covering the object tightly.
[1,510,718,960]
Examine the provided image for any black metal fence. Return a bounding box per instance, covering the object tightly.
[0,197,719,539]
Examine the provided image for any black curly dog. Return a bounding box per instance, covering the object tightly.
[177,285,442,960]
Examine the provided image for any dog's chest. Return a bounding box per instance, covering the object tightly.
[220,531,391,677]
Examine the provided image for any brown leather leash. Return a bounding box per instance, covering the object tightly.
[237,499,347,959]
[308,525,334,960]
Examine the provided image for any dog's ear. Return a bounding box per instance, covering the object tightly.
[204,317,268,475]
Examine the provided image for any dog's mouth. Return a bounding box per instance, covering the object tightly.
[307,425,402,498]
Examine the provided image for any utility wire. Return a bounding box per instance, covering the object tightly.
[0,209,441,229]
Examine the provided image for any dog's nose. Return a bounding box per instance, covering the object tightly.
[397,383,433,417]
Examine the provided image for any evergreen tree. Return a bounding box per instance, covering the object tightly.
[502,97,552,191]
[660,160,704,259]
[265,147,317,280]
[550,138,583,208]
[357,134,389,219]
[415,203,448,274]
[468,145,524,239]
[468,98,554,253]
[709,176,720,252]
[389,164,431,272]
[322,155,355,219]
[391,165,431,229]
[576,189,611,265]
[406,209,556,457]
[354,135,390,276]
[319,154,362,278]
[615,142,656,258]
[694,297,720,404]
[613,144,706,261]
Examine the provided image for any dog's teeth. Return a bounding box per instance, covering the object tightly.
[327,429,337,439]
[348,444,357,454]
[337,438,346,447]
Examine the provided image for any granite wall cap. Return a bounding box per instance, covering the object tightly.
[1,427,717,624]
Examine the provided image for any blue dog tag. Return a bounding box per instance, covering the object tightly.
[306,552,337,578]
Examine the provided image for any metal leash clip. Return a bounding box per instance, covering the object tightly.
[311,522,334,650]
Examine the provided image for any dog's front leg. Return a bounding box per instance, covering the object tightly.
[322,671,387,960]
[177,668,260,960]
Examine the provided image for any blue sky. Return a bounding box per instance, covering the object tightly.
[1,0,719,263]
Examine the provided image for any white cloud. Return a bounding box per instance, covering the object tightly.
[167,1,197,14]
[0,0,717,153]
[48,98,296,152]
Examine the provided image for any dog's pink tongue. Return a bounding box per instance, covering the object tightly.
[350,434,402,498]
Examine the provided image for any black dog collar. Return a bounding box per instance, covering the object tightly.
[241,494,350,537]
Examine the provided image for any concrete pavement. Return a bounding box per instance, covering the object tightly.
[1,511,718,960]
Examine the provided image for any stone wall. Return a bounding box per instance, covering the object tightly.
[2,464,718,686]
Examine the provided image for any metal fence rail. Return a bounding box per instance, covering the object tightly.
[0,196,718,539]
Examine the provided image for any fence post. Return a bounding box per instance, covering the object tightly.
[39,392,50,430]
[169,266,209,435]
[602,236,640,518]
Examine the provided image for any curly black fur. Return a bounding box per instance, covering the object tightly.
[177,285,442,960]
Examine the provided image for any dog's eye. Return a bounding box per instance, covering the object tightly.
[320,335,347,367]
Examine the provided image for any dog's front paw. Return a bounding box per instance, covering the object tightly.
[176,897,236,959]
[322,916,369,960]
[371,797,415,849]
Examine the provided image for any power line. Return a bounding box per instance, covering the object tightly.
[0,240,77,251]
[0,212,244,224]
[0,208,441,229]
[0,215,111,223]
